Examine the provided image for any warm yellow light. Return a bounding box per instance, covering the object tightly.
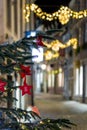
[43,38,77,50]
[58,6,71,25]
[59,68,62,73]
[51,40,60,51]
[44,50,53,60]
[43,41,51,48]
[23,4,30,22]
[53,52,59,58]
[24,4,87,24]
[44,51,59,60]
[44,38,78,60]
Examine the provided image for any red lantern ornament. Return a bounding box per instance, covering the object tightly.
[20,65,31,78]
[36,36,44,46]
[20,78,32,96]
[0,80,7,92]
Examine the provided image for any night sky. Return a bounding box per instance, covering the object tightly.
[35,0,71,13]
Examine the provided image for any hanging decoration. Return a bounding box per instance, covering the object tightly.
[44,38,78,50]
[0,79,7,92]
[23,4,30,22]
[32,106,40,116]
[44,50,59,61]
[19,65,31,78]
[44,38,77,60]
[24,4,87,24]
[19,65,32,96]
[36,36,44,47]
[20,77,32,96]
[28,106,40,116]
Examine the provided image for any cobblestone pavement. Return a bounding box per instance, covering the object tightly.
[34,93,87,130]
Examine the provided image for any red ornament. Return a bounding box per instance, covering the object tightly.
[20,78,32,96]
[0,80,7,92]
[27,106,40,116]
[20,65,31,78]
[32,106,40,116]
[36,36,44,46]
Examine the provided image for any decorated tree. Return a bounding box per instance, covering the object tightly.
[0,32,75,130]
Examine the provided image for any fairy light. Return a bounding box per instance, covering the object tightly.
[51,40,60,52]
[44,50,59,60]
[53,52,59,58]
[44,38,78,60]
[58,6,71,25]
[24,4,87,24]
[24,4,78,61]
[44,50,53,60]
[24,4,30,22]
[43,38,77,50]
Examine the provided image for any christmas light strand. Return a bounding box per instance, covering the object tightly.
[43,38,77,51]
[44,38,78,60]
[24,3,87,24]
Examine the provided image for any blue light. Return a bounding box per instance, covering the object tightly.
[25,31,36,38]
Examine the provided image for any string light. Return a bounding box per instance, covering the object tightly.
[58,6,72,24]
[48,68,63,74]
[24,4,87,24]
[44,38,78,60]
[23,4,78,61]
[44,50,53,60]
[43,38,77,50]
[23,4,30,22]
[44,50,59,60]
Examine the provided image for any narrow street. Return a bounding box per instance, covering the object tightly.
[34,93,87,130]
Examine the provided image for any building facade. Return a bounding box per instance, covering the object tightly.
[0,0,26,43]
[63,0,87,103]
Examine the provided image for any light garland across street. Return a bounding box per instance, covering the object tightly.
[44,38,78,60]
[24,3,87,24]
